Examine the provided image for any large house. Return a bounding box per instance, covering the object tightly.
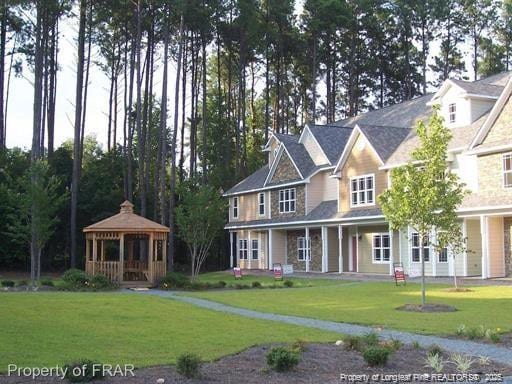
[224,72,512,279]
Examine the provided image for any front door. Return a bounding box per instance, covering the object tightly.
[351,235,358,272]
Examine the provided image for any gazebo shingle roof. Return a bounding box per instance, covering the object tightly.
[83,201,170,233]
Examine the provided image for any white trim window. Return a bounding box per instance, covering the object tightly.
[297,237,311,261]
[503,153,512,188]
[251,239,259,260]
[350,174,374,207]
[279,188,296,213]
[411,232,430,262]
[232,197,239,219]
[372,234,390,263]
[438,247,448,263]
[258,192,265,216]
[239,239,248,260]
[448,103,456,124]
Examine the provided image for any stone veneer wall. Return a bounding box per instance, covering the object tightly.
[271,152,300,183]
[505,218,512,276]
[287,229,322,272]
[271,185,306,218]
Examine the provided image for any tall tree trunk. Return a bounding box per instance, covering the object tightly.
[0,5,7,149]
[47,20,58,157]
[201,35,207,183]
[31,0,44,286]
[134,0,145,216]
[311,35,316,124]
[179,35,187,182]
[169,15,184,272]
[70,0,87,268]
[158,6,169,224]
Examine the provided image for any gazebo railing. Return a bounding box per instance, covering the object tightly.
[85,261,121,282]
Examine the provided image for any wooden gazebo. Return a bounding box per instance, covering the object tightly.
[83,201,169,287]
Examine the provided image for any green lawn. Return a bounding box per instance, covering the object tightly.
[197,271,346,288]
[186,281,512,335]
[0,292,337,371]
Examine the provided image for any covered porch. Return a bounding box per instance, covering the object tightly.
[83,201,170,287]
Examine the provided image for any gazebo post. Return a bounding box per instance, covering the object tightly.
[119,233,125,283]
[92,233,97,275]
[148,233,154,284]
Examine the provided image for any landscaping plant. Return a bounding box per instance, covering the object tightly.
[176,353,201,378]
[64,360,104,383]
[425,352,445,373]
[266,347,300,372]
[362,346,390,367]
[450,353,474,373]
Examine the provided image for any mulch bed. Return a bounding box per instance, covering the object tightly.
[1,285,57,292]
[396,303,458,312]
[1,343,510,384]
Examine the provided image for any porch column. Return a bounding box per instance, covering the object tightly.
[229,232,234,268]
[480,215,489,279]
[268,229,273,270]
[462,219,468,277]
[258,232,262,269]
[389,226,394,275]
[119,233,124,283]
[321,226,328,273]
[338,225,343,273]
[248,231,252,269]
[305,227,310,272]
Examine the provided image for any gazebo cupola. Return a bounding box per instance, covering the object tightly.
[83,200,170,287]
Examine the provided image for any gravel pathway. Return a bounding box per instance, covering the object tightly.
[130,289,512,367]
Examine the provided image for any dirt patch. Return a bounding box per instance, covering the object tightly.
[1,343,510,384]
[396,303,457,312]
[443,288,473,292]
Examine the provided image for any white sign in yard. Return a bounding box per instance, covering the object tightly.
[282,264,294,275]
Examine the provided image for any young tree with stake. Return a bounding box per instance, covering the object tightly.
[378,108,467,305]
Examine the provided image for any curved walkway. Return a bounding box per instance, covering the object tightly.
[130,289,512,366]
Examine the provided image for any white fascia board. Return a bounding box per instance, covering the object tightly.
[470,77,512,149]
[225,216,387,230]
[426,79,460,105]
[465,143,512,156]
[263,144,285,186]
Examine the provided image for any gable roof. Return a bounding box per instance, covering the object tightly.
[307,124,353,164]
[470,76,512,150]
[264,143,303,185]
[332,94,433,129]
[84,201,170,232]
[357,124,412,162]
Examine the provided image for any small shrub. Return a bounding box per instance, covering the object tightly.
[361,332,379,347]
[450,353,474,373]
[489,332,500,343]
[428,345,443,357]
[251,281,262,288]
[344,335,362,351]
[62,269,88,286]
[39,278,54,287]
[266,347,300,372]
[189,282,206,291]
[1,280,15,287]
[176,353,201,378]
[17,280,28,286]
[283,280,293,288]
[381,339,402,352]
[64,360,104,382]
[234,283,243,289]
[478,356,490,366]
[160,272,189,289]
[291,339,307,353]
[412,341,421,349]
[362,346,390,367]
[425,352,445,373]
[456,324,466,336]
[217,280,227,288]
[90,274,110,289]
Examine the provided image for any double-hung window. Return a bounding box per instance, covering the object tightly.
[372,234,390,263]
[411,232,430,262]
[297,237,311,261]
[503,153,512,188]
[350,174,374,207]
[232,197,239,219]
[448,103,456,123]
[279,188,296,213]
[438,247,448,263]
[251,239,259,260]
[239,239,248,260]
[258,192,265,216]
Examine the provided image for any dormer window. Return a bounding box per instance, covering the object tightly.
[448,103,456,124]
[232,197,239,219]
